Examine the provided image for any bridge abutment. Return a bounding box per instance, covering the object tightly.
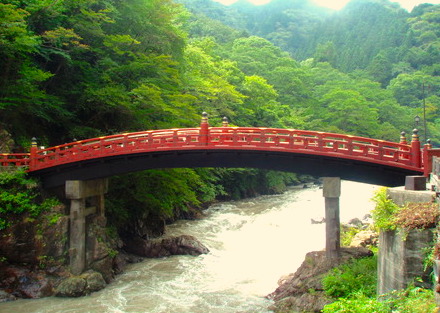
[378,186,435,295]
[65,179,108,275]
[322,177,341,259]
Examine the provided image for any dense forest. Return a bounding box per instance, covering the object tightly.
[1,0,439,232]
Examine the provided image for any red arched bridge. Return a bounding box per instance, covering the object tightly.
[1,113,439,187]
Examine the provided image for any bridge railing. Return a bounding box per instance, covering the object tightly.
[0,114,429,173]
[28,128,203,170]
[206,127,414,166]
[0,153,30,167]
[424,146,440,177]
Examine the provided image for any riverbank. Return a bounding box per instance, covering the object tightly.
[268,247,374,312]
[0,204,213,300]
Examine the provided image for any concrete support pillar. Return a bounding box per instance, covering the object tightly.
[69,198,86,275]
[323,177,341,259]
[66,178,108,275]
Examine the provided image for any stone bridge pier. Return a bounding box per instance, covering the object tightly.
[323,177,341,259]
[65,178,108,275]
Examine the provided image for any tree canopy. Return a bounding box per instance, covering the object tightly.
[1,0,439,227]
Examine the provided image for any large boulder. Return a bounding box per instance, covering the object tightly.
[90,256,114,284]
[0,267,54,299]
[55,277,87,297]
[112,252,144,276]
[124,234,209,258]
[268,247,373,313]
[55,271,106,297]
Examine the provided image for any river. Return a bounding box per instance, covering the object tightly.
[0,181,378,313]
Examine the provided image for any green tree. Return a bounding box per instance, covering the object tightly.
[182,39,245,122]
[236,75,282,127]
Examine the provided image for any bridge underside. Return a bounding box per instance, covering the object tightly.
[32,150,422,188]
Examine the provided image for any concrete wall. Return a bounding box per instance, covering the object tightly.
[378,229,434,294]
[387,187,435,206]
[378,187,436,295]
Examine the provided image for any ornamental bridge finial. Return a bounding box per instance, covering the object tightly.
[222,116,229,127]
[412,128,419,142]
[400,131,407,145]
[201,112,208,124]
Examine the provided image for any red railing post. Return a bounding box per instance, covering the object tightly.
[398,131,407,161]
[347,139,353,155]
[423,139,432,177]
[30,137,38,170]
[317,133,323,150]
[173,130,178,147]
[200,112,209,145]
[221,116,229,144]
[410,129,421,168]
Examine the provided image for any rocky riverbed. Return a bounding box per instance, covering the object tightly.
[267,216,378,313]
[0,205,209,301]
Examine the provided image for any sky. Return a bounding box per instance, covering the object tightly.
[214,0,440,11]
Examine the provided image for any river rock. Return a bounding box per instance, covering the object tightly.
[90,256,114,284]
[112,252,144,276]
[55,277,87,297]
[0,290,16,302]
[124,235,209,258]
[350,230,378,247]
[82,271,107,293]
[347,217,364,228]
[268,247,373,313]
[18,275,53,299]
[0,266,54,299]
[55,271,106,297]
[311,217,325,224]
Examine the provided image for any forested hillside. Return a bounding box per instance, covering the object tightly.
[1,0,439,231]
[182,0,440,139]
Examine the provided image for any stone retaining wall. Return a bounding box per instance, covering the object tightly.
[378,229,433,294]
[378,187,436,295]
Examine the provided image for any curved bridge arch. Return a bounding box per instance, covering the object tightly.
[1,116,432,187]
[34,148,420,188]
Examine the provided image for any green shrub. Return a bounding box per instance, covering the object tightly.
[384,286,437,313]
[322,292,389,313]
[0,169,59,230]
[340,225,360,247]
[322,255,377,299]
[371,187,400,231]
[323,286,436,313]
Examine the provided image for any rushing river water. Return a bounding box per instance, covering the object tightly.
[0,181,378,313]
